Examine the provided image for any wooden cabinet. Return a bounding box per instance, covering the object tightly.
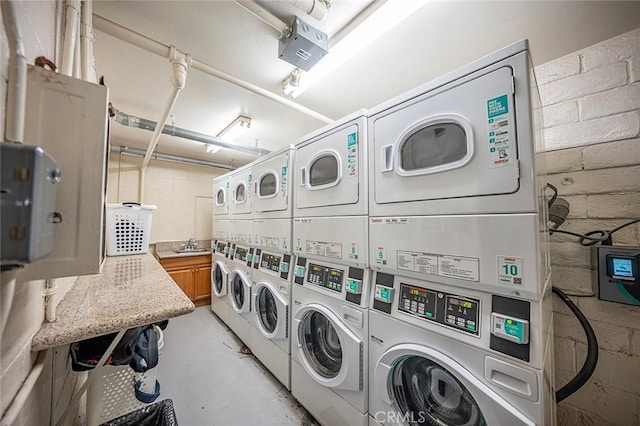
[160,255,211,306]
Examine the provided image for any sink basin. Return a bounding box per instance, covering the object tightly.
[173,248,210,254]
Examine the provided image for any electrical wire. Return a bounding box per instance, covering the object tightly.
[552,287,599,403]
[546,183,558,209]
[550,218,640,246]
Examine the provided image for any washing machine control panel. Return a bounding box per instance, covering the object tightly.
[307,263,344,293]
[260,252,282,274]
[398,283,480,336]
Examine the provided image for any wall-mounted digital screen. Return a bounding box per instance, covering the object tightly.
[612,258,633,277]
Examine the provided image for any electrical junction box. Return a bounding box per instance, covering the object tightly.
[1,143,61,268]
[593,245,640,306]
[278,16,329,71]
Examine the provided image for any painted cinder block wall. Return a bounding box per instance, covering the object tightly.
[536,28,640,425]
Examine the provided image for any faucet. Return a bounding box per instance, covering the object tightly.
[186,237,197,249]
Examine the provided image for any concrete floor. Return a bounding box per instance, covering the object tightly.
[158,306,317,425]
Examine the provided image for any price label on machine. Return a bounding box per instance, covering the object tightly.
[497,256,523,285]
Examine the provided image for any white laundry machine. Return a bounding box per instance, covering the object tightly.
[368,40,547,218]
[250,247,294,389]
[229,164,253,218]
[291,254,372,426]
[213,175,230,218]
[293,109,368,218]
[211,236,231,324]
[368,271,555,426]
[227,241,255,345]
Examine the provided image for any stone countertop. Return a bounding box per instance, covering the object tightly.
[31,253,195,351]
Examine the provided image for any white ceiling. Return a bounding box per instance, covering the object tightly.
[93,1,640,169]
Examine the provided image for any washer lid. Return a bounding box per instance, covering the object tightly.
[294,303,362,391]
[375,344,535,426]
[253,281,288,340]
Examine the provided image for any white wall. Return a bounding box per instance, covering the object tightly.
[107,154,224,242]
[536,28,640,425]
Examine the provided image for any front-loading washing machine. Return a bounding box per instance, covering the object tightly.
[211,237,231,324]
[291,254,372,426]
[250,247,293,389]
[227,241,255,345]
[368,40,547,218]
[368,271,555,426]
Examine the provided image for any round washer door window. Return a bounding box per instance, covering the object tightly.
[235,183,246,203]
[213,264,224,294]
[216,188,225,206]
[390,355,486,426]
[257,287,278,333]
[231,274,245,309]
[299,310,342,378]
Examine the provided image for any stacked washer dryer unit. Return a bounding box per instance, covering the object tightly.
[249,146,295,389]
[226,163,256,345]
[291,110,371,426]
[212,175,231,324]
[367,40,555,426]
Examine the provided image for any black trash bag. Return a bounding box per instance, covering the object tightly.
[70,327,143,371]
[99,399,178,426]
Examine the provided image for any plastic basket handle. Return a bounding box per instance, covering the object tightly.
[122,202,142,210]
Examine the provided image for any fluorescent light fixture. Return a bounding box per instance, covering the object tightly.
[288,0,428,98]
[205,115,252,154]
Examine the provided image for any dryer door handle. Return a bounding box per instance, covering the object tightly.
[381,145,394,172]
[300,167,307,186]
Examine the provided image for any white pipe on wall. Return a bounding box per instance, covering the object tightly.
[234,0,288,35]
[0,350,49,425]
[1,0,27,143]
[61,0,80,76]
[288,0,329,20]
[92,14,333,124]
[80,0,96,82]
[1,271,17,335]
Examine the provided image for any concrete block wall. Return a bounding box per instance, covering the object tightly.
[107,154,225,242]
[536,27,640,425]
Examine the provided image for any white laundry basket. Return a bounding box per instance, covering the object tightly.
[106,203,157,256]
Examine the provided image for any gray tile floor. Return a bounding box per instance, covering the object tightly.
[158,306,317,425]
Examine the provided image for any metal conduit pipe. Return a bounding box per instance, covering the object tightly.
[2,0,28,143]
[92,14,333,124]
[113,109,271,156]
[234,0,288,35]
[111,145,237,171]
[288,0,329,21]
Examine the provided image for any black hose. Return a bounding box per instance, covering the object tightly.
[552,287,599,403]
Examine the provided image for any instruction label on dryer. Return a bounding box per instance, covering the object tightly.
[260,236,280,249]
[487,94,513,168]
[347,132,358,177]
[397,250,479,282]
[306,240,342,259]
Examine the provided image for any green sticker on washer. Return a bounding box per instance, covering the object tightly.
[487,95,509,118]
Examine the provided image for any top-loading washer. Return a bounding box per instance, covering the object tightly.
[290,221,372,426]
[293,109,368,218]
[213,174,230,217]
[251,145,294,220]
[229,164,253,218]
[368,40,547,218]
[227,241,255,344]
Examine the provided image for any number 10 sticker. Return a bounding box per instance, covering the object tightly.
[497,256,523,285]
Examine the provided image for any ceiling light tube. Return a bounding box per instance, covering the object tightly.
[289,0,428,98]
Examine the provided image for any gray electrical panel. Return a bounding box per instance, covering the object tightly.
[1,143,61,268]
[278,17,329,71]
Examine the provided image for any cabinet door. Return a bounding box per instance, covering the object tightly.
[167,268,194,299]
[194,265,212,301]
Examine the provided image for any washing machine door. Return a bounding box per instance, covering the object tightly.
[375,344,534,426]
[212,260,228,297]
[230,270,251,313]
[253,281,288,340]
[294,303,362,391]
